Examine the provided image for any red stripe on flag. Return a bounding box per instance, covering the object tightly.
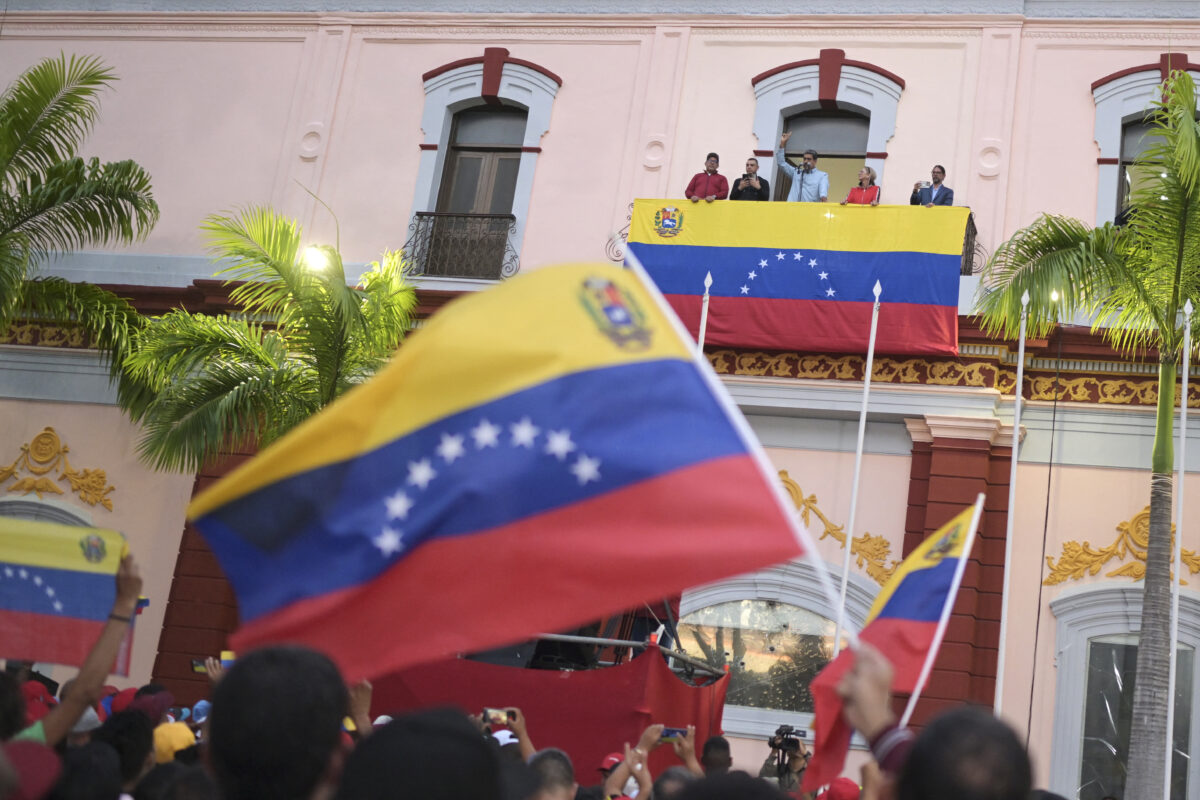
[0,609,105,667]
[803,618,939,791]
[232,454,802,679]
[666,294,958,356]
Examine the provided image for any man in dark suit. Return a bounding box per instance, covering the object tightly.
[910,165,953,206]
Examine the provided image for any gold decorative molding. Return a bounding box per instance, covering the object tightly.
[778,470,896,585]
[0,427,115,510]
[1,322,88,349]
[1043,505,1199,585]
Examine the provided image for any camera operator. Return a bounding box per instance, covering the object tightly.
[758,724,811,794]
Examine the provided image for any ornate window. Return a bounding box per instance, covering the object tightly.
[751,49,903,203]
[409,48,561,283]
[1091,53,1200,224]
[1050,585,1200,799]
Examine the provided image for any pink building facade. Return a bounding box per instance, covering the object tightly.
[3,4,1200,797]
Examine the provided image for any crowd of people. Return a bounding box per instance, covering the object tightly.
[0,556,1114,800]
[683,133,954,208]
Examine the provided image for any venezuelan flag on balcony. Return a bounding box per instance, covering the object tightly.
[189,264,805,679]
[626,200,970,355]
[0,518,127,667]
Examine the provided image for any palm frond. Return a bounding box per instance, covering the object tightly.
[16,277,144,371]
[202,206,308,328]
[2,157,159,257]
[0,54,115,188]
[356,249,418,355]
[0,232,33,334]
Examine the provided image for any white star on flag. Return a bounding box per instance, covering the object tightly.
[3,567,11,577]
[407,459,436,490]
[826,287,836,297]
[52,601,63,613]
[759,258,768,268]
[471,419,501,449]
[373,526,404,556]
[818,271,828,280]
[793,252,803,261]
[436,433,466,463]
[32,576,41,586]
[748,271,757,280]
[570,455,602,485]
[809,258,818,268]
[740,285,750,294]
[545,430,576,460]
[18,569,26,579]
[45,587,54,598]
[385,490,414,520]
[510,417,540,448]
[776,252,785,260]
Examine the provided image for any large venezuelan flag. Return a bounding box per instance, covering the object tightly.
[189,264,806,680]
[626,199,970,355]
[802,501,981,791]
[0,518,127,667]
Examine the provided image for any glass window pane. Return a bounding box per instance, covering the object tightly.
[454,108,528,146]
[445,154,483,213]
[678,600,835,713]
[1078,635,1192,800]
[489,156,521,214]
[784,112,870,156]
[1121,120,1162,161]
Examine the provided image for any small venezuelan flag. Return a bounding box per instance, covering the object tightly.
[0,518,128,667]
[802,501,981,791]
[189,263,805,679]
[626,199,971,356]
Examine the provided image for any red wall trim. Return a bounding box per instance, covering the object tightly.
[1097,157,1119,165]
[422,48,563,88]
[481,47,507,106]
[520,146,543,153]
[418,143,438,151]
[752,149,774,157]
[817,48,845,111]
[865,151,889,160]
[751,49,905,91]
[1091,51,1200,90]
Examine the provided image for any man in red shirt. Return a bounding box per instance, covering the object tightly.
[685,152,728,203]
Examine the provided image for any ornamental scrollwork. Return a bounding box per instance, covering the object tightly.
[1043,505,1200,585]
[778,470,897,586]
[0,427,115,510]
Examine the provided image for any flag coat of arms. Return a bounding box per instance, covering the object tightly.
[802,504,980,791]
[189,263,806,679]
[0,518,127,667]
[627,199,971,356]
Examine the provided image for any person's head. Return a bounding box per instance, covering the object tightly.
[705,153,720,173]
[652,765,699,800]
[700,735,732,775]
[208,646,348,800]
[67,707,102,748]
[133,761,186,800]
[857,166,877,186]
[92,711,155,790]
[931,165,946,185]
[676,771,788,800]
[802,150,819,170]
[161,766,218,800]
[745,157,759,176]
[596,751,622,780]
[334,708,502,800]
[48,741,122,800]
[528,748,576,800]
[896,707,1031,800]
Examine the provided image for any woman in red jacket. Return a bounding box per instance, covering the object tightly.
[841,167,880,206]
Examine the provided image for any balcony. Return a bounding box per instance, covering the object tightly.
[403,212,520,281]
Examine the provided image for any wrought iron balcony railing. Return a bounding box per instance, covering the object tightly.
[403,212,520,280]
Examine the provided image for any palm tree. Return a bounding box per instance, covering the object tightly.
[0,53,158,363]
[118,206,417,473]
[977,69,1200,800]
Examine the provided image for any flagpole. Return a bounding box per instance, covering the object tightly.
[1165,298,1192,800]
[832,281,882,658]
[623,248,848,623]
[994,290,1029,717]
[697,271,713,352]
[900,493,986,727]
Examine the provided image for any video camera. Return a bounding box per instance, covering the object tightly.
[768,724,803,754]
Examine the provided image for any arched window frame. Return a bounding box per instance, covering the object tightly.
[0,497,93,526]
[680,560,875,737]
[413,48,561,283]
[750,49,904,197]
[1048,584,1200,797]
[1091,53,1200,225]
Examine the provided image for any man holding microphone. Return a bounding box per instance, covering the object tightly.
[775,131,828,202]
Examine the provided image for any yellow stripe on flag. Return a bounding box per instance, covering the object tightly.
[865,505,974,623]
[0,517,127,575]
[628,198,971,256]
[190,263,693,517]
